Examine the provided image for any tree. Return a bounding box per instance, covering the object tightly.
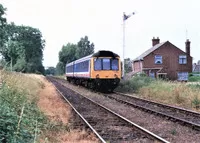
[59,43,77,64]
[1,23,45,74]
[5,40,25,71]
[45,67,56,75]
[0,4,7,48]
[56,62,65,75]
[13,56,26,72]
[0,4,6,25]
[76,36,94,59]
[124,58,132,73]
[56,36,95,75]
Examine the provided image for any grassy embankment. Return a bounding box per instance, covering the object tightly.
[0,70,68,143]
[116,75,200,111]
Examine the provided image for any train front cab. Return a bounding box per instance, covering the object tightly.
[90,56,121,91]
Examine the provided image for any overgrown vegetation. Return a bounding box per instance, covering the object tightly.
[116,74,200,110]
[116,74,154,92]
[188,72,200,82]
[0,70,68,142]
[0,85,46,143]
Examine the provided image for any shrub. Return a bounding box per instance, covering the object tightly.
[0,70,71,142]
[192,96,200,109]
[0,85,46,143]
[189,73,193,77]
[116,76,154,93]
[188,76,200,82]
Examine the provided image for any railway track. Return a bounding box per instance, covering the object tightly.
[47,77,169,143]
[102,91,200,130]
[50,77,200,130]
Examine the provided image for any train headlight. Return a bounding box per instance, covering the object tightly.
[96,74,99,78]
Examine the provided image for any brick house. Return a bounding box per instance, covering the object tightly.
[132,37,192,80]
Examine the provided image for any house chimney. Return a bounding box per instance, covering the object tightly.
[152,37,160,46]
[185,39,190,56]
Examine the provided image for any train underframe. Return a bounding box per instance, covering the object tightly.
[67,77,120,93]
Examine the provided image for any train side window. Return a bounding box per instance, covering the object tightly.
[77,63,80,72]
[111,59,119,70]
[82,61,89,72]
[103,58,111,70]
[74,64,77,72]
[85,60,89,72]
[67,65,73,73]
[94,58,102,70]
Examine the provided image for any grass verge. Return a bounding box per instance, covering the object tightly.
[0,70,69,142]
[115,75,200,111]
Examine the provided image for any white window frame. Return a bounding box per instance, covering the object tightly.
[155,55,162,64]
[179,55,187,64]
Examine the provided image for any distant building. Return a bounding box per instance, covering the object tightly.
[193,61,200,73]
[132,37,192,81]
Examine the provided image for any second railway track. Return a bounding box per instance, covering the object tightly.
[103,91,200,130]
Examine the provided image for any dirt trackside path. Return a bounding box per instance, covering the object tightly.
[35,75,98,143]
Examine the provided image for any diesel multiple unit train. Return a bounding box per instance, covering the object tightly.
[66,50,122,92]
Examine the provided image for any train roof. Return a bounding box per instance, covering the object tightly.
[66,50,119,66]
[92,50,119,58]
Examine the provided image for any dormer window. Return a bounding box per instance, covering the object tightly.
[155,55,162,64]
[179,55,187,64]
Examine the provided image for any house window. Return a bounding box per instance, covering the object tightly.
[179,55,187,64]
[149,72,155,78]
[177,72,188,81]
[155,55,162,64]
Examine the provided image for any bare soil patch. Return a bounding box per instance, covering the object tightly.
[34,75,98,143]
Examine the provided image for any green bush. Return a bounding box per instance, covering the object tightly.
[116,76,154,93]
[0,85,47,143]
[192,97,200,109]
[188,76,200,82]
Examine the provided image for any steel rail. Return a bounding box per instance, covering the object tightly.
[53,77,200,130]
[61,82,170,143]
[115,91,200,116]
[80,93,169,143]
[48,78,106,143]
[50,77,169,142]
[111,92,200,130]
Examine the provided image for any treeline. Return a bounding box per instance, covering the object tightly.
[0,4,45,74]
[46,36,95,75]
[45,36,133,75]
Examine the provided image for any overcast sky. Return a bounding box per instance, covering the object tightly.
[1,0,199,67]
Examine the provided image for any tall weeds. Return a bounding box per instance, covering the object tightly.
[116,75,200,110]
[116,75,154,93]
[0,70,47,142]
